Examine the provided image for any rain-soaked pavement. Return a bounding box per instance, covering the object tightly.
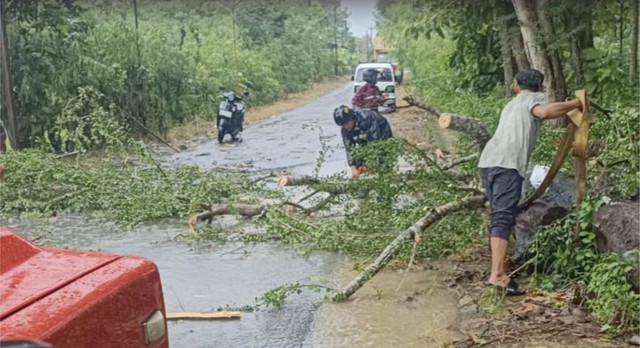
[165,83,355,176]
[3,83,462,347]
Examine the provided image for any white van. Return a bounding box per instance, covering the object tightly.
[352,62,397,109]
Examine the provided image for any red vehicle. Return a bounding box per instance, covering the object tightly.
[0,227,168,348]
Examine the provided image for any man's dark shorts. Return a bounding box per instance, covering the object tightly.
[481,167,523,241]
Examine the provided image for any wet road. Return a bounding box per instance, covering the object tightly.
[4,83,357,347]
[5,216,346,348]
[166,83,356,176]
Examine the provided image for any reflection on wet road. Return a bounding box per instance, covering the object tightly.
[166,83,355,177]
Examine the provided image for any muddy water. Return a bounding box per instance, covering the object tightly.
[4,83,461,347]
[306,264,463,348]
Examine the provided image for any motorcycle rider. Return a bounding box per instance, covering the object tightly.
[352,69,384,111]
[333,105,392,178]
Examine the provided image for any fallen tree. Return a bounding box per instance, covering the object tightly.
[403,95,491,151]
[333,194,487,300]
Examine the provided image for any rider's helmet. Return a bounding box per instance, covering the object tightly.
[363,69,379,84]
[333,105,356,126]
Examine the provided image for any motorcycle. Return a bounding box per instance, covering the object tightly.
[217,87,248,144]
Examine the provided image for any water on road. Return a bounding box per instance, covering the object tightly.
[4,83,461,347]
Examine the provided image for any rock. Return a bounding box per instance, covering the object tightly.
[629,335,640,346]
[513,174,575,262]
[595,202,640,290]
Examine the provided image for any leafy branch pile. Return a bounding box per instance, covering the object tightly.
[0,148,278,227]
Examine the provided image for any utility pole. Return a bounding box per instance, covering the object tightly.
[0,0,18,150]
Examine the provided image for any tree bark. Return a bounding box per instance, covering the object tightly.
[535,0,567,103]
[570,0,594,87]
[438,113,492,151]
[402,95,441,119]
[631,0,639,85]
[511,0,558,101]
[0,0,19,150]
[334,195,487,301]
[498,1,516,96]
[511,27,531,71]
[277,175,320,187]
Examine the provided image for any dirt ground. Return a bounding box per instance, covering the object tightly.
[391,85,458,159]
[441,244,632,347]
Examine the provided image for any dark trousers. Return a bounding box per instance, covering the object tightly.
[481,167,523,241]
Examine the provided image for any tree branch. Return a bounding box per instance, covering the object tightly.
[334,194,487,301]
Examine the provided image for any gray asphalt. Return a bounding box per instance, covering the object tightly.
[4,82,362,348]
[166,83,355,177]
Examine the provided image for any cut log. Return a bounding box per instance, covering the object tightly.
[166,311,241,320]
[277,175,350,194]
[334,194,487,301]
[277,175,320,187]
[438,113,492,151]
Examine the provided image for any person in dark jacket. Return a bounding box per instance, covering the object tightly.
[352,69,384,111]
[333,105,392,178]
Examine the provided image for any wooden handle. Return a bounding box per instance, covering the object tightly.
[166,311,242,320]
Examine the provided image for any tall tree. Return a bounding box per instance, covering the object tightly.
[511,0,567,103]
[569,0,594,87]
[631,0,639,85]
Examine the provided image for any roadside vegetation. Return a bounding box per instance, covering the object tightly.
[0,0,638,344]
[377,0,639,336]
[3,0,366,150]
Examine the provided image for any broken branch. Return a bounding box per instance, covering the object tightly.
[334,194,487,301]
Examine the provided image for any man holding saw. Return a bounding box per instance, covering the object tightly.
[478,68,585,296]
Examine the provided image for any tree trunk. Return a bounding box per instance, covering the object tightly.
[511,28,531,71]
[334,195,487,301]
[498,2,516,96]
[570,0,594,87]
[570,15,586,86]
[438,113,492,151]
[631,0,639,85]
[511,0,558,101]
[535,0,567,102]
[0,0,19,150]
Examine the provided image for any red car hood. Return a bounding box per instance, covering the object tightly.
[0,227,119,320]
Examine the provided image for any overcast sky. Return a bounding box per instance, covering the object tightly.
[342,0,377,38]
